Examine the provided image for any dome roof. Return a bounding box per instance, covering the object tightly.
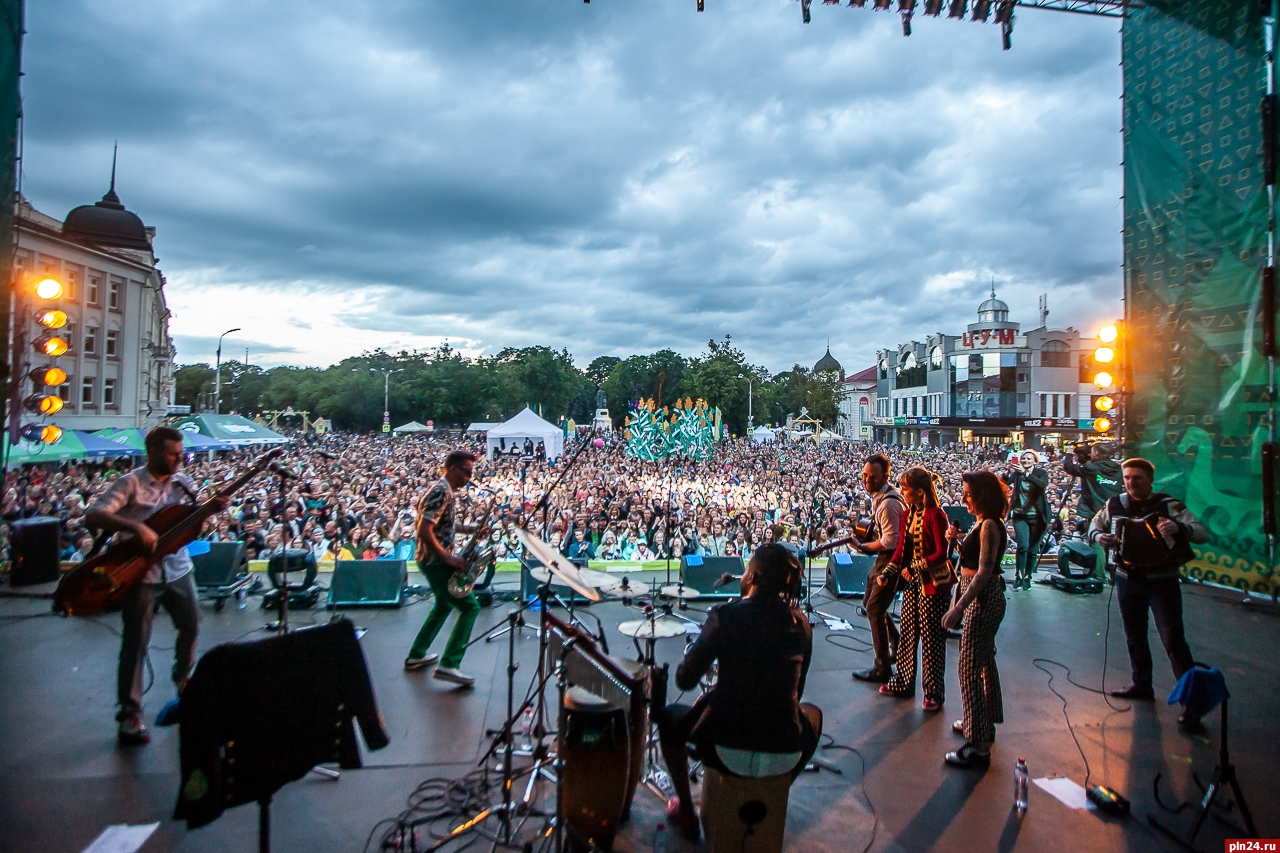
[814,346,842,374]
[978,296,1008,313]
[977,286,1009,322]
[63,178,151,251]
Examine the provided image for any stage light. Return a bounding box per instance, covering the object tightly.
[1094,395,1115,413]
[924,0,944,14]
[29,366,68,387]
[1093,417,1112,433]
[35,308,68,329]
[1098,324,1118,344]
[849,0,868,5]
[993,0,1013,22]
[898,0,916,10]
[874,0,892,9]
[24,394,63,415]
[34,333,69,357]
[1093,346,1115,364]
[947,0,967,17]
[971,0,990,20]
[20,423,63,444]
[35,277,64,300]
[1093,371,1114,389]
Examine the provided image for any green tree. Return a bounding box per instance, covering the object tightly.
[173,363,213,409]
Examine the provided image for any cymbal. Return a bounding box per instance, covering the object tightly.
[579,568,627,596]
[515,529,600,602]
[618,617,686,640]
[659,584,700,600]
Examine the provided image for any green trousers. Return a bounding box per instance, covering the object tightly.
[409,561,480,669]
[1012,517,1046,585]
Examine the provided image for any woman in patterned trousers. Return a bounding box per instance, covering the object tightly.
[941,470,1011,771]
[879,466,953,712]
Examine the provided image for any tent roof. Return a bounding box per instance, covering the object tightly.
[487,407,560,439]
[173,414,289,446]
[75,430,143,457]
[391,420,432,433]
[5,432,88,467]
[466,422,502,432]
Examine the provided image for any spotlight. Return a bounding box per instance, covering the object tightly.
[1093,346,1115,364]
[994,0,1013,22]
[971,0,990,20]
[24,394,63,415]
[1093,417,1113,433]
[874,0,892,9]
[35,277,64,300]
[1094,395,1116,413]
[29,366,67,387]
[34,333,69,357]
[849,0,868,5]
[19,423,63,444]
[947,0,967,17]
[802,0,812,22]
[924,0,944,14]
[34,308,68,329]
[897,0,916,9]
[1093,371,1114,389]
[1098,324,1118,344]
[902,10,913,34]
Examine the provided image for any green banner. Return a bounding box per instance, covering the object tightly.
[1123,1,1275,593]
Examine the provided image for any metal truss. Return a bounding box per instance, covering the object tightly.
[1014,0,1140,18]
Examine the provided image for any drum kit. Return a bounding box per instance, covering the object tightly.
[446,528,715,853]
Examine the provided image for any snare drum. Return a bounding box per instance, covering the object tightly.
[560,686,631,852]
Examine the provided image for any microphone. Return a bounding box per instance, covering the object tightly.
[713,573,742,589]
[269,464,298,480]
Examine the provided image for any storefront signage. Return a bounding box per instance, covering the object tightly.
[960,329,1018,348]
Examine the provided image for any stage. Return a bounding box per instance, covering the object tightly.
[1,572,1276,852]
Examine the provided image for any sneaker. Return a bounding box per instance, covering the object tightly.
[117,716,151,746]
[922,697,944,712]
[944,743,990,771]
[433,667,475,687]
[404,653,440,671]
[878,684,914,698]
[952,719,965,736]
[852,666,893,683]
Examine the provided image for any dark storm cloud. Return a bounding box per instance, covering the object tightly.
[22,0,1123,369]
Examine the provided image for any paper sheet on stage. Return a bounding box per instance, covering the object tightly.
[1033,776,1094,810]
[80,823,159,853]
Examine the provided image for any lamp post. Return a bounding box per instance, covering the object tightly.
[214,328,240,415]
[738,372,754,432]
[371,367,404,433]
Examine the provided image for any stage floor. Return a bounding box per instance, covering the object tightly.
[2,572,1277,852]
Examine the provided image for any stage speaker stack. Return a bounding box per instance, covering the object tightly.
[825,552,872,598]
[192,542,248,588]
[328,559,407,608]
[681,555,744,600]
[10,516,61,586]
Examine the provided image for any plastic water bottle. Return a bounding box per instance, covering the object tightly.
[1014,757,1029,813]
[237,587,247,610]
[520,706,534,747]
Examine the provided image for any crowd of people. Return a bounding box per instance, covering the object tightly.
[1,431,1093,572]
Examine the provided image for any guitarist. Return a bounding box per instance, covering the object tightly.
[404,450,485,687]
[85,426,229,746]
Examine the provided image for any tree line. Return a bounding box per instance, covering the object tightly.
[172,336,846,435]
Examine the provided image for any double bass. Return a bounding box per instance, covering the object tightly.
[53,448,284,617]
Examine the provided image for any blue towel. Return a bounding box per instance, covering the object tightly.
[1166,666,1229,718]
[156,697,181,727]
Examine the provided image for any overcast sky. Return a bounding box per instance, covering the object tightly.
[23,0,1123,374]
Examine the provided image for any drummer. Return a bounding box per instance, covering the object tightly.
[655,543,823,841]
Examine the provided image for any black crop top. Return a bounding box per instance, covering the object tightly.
[959,518,1008,572]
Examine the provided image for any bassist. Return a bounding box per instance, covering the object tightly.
[85,427,229,746]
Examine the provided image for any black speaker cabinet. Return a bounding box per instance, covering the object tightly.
[825,552,873,598]
[10,516,61,586]
[521,557,592,604]
[192,542,248,588]
[328,559,406,608]
[681,555,745,600]
[943,505,976,532]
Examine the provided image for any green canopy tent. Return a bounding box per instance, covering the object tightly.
[4,432,89,468]
[171,414,289,448]
[98,427,234,453]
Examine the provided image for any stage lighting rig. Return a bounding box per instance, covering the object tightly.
[1088,322,1127,440]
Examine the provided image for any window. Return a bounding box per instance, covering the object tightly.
[82,378,94,405]
[929,346,944,370]
[65,267,80,300]
[58,382,71,403]
[108,278,122,311]
[103,378,117,406]
[1041,340,1070,368]
[106,329,118,357]
[87,276,101,306]
[84,327,98,355]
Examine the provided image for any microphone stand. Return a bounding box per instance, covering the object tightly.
[802,460,825,626]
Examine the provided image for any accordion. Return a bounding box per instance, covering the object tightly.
[1116,514,1172,571]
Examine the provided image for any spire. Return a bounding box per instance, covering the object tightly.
[99,143,123,209]
[990,277,996,300]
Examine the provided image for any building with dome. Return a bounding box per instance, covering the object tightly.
[870,289,1115,450]
[11,172,177,433]
[813,345,843,377]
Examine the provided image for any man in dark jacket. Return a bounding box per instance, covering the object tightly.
[1064,441,1124,520]
[656,544,823,842]
[1005,450,1050,590]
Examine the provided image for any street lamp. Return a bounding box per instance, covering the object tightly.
[738,372,754,432]
[214,328,241,415]
[371,368,404,433]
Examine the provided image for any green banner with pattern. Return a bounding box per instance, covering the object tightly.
[1123,0,1275,593]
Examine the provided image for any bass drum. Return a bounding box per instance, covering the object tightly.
[608,656,649,822]
[560,686,631,852]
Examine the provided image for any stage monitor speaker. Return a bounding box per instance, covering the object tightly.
[521,557,592,604]
[10,516,61,587]
[329,559,406,608]
[192,542,248,588]
[681,555,744,600]
[825,552,872,598]
[942,505,976,531]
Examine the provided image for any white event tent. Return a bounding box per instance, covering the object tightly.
[391,420,432,434]
[752,426,777,444]
[486,407,564,461]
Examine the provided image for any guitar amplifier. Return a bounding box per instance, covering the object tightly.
[825,552,872,598]
[10,516,61,586]
[328,559,406,608]
[681,555,744,600]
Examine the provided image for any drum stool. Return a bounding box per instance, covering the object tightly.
[700,766,792,853]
